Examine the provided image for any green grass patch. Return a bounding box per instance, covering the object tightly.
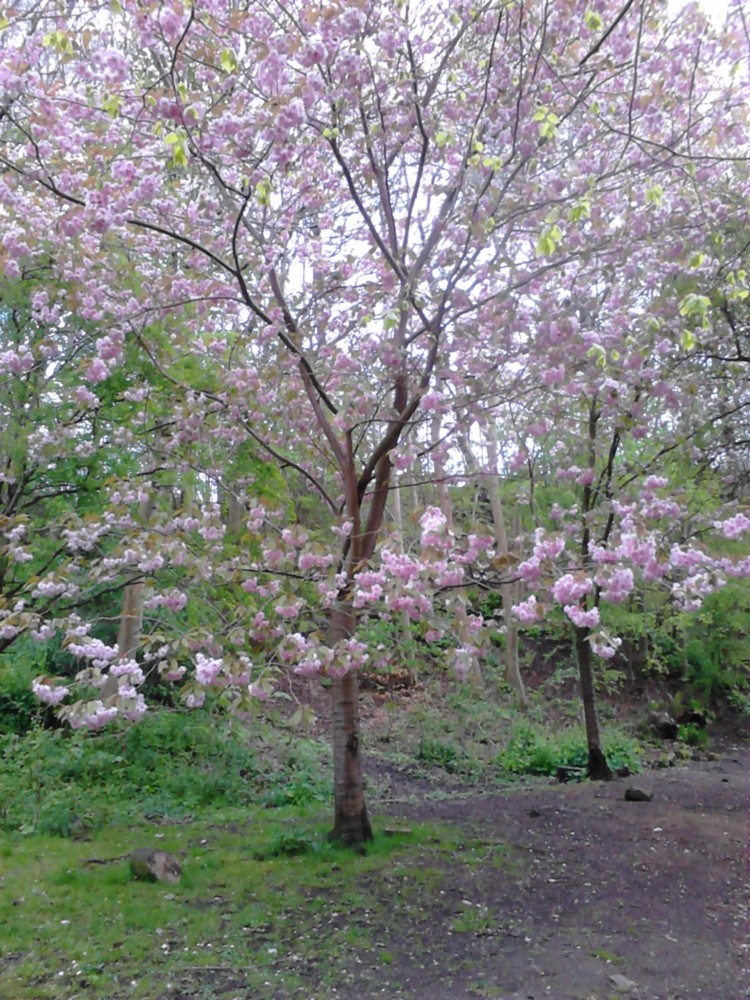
[0,711,331,836]
[494,720,642,777]
[0,812,507,999]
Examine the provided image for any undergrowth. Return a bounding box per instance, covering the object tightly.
[0,710,331,836]
[371,683,643,780]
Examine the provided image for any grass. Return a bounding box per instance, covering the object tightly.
[0,682,646,997]
[0,710,332,837]
[0,810,513,999]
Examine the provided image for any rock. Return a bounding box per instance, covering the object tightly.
[608,972,638,992]
[624,787,652,802]
[129,847,182,885]
[650,710,678,740]
[614,765,632,778]
[676,707,706,728]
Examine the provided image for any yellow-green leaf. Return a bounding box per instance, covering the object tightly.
[220,48,237,73]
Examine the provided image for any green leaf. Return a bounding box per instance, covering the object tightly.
[255,177,271,206]
[585,10,603,31]
[102,94,121,118]
[220,48,238,73]
[679,293,711,318]
[536,233,555,256]
[680,329,697,351]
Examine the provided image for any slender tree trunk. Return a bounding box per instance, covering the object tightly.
[485,424,528,707]
[431,416,483,686]
[118,581,145,662]
[390,477,414,674]
[328,602,372,845]
[576,397,612,780]
[574,625,612,779]
[118,494,155,662]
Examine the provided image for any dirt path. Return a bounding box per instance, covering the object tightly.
[360,751,749,1000]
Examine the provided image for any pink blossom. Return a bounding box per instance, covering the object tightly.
[591,637,619,659]
[420,507,448,547]
[551,574,593,605]
[512,596,539,624]
[32,679,68,705]
[68,638,118,663]
[9,546,32,563]
[86,358,109,383]
[597,567,634,603]
[200,525,225,542]
[532,529,565,561]
[381,549,420,583]
[248,682,270,701]
[185,690,206,708]
[517,555,542,583]
[69,701,119,730]
[194,652,223,686]
[353,583,383,607]
[564,605,600,628]
[121,694,148,722]
[275,598,304,619]
[715,513,750,539]
[110,661,144,684]
[616,533,655,566]
[450,646,478,680]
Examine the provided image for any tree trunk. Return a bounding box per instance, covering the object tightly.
[485,424,527,707]
[390,477,414,677]
[117,494,156,684]
[431,415,483,687]
[328,602,372,846]
[118,580,145,662]
[574,625,612,780]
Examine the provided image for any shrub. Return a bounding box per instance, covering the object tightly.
[494,720,641,777]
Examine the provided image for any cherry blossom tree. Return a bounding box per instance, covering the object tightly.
[1,0,749,840]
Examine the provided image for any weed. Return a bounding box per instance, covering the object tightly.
[253,831,318,860]
[677,722,708,749]
[494,720,641,777]
[449,901,496,934]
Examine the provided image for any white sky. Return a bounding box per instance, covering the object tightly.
[671,0,730,23]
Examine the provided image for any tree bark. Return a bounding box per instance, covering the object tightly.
[485,424,528,707]
[116,494,156,683]
[117,580,145,662]
[390,477,414,676]
[431,415,483,686]
[328,602,372,845]
[574,397,612,780]
[574,625,612,780]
